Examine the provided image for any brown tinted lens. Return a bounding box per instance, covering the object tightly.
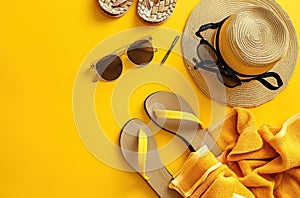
[197,43,218,62]
[95,54,122,81]
[127,39,154,65]
[217,69,242,88]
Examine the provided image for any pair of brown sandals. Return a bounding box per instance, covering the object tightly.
[120,91,222,197]
[98,0,177,23]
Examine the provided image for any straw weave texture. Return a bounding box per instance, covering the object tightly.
[182,0,298,107]
[137,0,177,23]
[228,7,288,67]
[99,0,133,17]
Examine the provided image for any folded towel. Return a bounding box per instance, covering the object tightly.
[170,108,300,197]
[169,146,255,198]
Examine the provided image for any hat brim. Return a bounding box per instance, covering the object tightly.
[182,0,298,107]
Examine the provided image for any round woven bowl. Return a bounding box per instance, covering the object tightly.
[182,0,298,107]
[98,0,133,17]
[137,0,177,23]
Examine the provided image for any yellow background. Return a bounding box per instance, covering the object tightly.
[1,0,299,197]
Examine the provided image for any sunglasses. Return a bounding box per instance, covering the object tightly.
[193,17,283,90]
[91,37,155,82]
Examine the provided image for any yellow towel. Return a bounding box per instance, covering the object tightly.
[169,146,255,198]
[218,108,300,197]
[170,108,300,197]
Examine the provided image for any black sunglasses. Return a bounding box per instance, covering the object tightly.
[193,17,283,90]
[91,37,155,82]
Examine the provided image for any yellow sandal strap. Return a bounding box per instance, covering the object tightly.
[153,109,207,129]
[138,129,149,180]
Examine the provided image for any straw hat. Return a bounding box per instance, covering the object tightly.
[182,0,298,107]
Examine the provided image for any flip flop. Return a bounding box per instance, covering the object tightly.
[144,91,222,156]
[98,0,133,17]
[137,0,177,23]
[120,118,181,198]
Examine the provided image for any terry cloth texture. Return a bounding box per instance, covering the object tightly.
[170,108,300,197]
